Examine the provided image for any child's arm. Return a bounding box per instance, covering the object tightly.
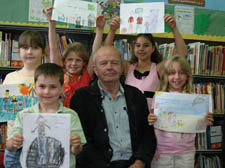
[70,133,82,155]
[165,14,188,57]
[104,16,120,46]
[43,7,63,66]
[206,112,214,126]
[87,15,106,76]
[6,134,23,152]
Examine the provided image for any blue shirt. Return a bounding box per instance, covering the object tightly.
[98,81,132,161]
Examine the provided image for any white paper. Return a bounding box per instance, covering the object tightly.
[52,0,97,27]
[29,0,53,22]
[174,6,194,34]
[154,91,211,133]
[23,113,70,168]
[120,2,165,34]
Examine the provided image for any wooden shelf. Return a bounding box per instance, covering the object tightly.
[196,149,222,154]
[193,74,225,83]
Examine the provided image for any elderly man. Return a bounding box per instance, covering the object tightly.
[70,46,156,168]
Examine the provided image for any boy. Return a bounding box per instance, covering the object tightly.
[6,63,86,168]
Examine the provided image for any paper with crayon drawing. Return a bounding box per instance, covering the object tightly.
[153,91,212,133]
[52,0,97,27]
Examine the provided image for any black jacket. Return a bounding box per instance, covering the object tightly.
[70,81,156,168]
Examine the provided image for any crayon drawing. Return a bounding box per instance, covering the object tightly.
[120,2,164,34]
[23,113,70,168]
[153,91,211,133]
[52,0,97,27]
[93,0,121,28]
[29,0,53,22]
[0,84,39,122]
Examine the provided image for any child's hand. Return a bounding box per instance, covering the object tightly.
[110,16,120,32]
[70,133,81,149]
[205,112,214,126]
[42,6,53,21]
[164,14,176,30]
[12,134,23,150]
[96,15,106,30]
[148,113,157,126]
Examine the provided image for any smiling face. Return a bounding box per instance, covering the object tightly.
[134,36,155,62]
[94,47,122,85]
[167,61,188,92]
[64,51,86,74]
[35,75,63,106]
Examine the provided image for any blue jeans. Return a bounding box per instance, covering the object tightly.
[4,148,22,168]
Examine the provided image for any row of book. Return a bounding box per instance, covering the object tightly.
[195,154,221,168]
[113,39,131,61]
[158,42,225,76]
[196,125,222,150]
[0,123,7,150]
[193,83,225,114]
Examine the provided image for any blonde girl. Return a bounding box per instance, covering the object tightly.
[148,56,213,168]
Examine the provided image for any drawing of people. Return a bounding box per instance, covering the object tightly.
[31,115,50,165]
[88,13,95,27]
[76,16,81,26]
[11,95,18,115]
[135,8,143,33]
[144,21,150,33]
[3,89,10,110]
[148,9,159,33]
[128,15,134,33]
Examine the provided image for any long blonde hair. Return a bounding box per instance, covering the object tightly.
[159,56,193,93]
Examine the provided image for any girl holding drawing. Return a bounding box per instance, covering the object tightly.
[43,7,106,108]
[148,56,214,168]
[105,14,188,111]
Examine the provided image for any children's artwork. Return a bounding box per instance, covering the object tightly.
[23,113,70,168]
[120,2,165,34]
[92,0,121,28]
[0,84,38,122]
[52,0,97,27]
[29,0,53,22]
[174,6,194,34]
[153,91,212,133]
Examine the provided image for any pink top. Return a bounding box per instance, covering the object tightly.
[64,68,93,108]
[125,63,160,110]
[154,129,196,154]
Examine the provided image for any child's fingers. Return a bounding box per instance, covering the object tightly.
[12,134,23,149]
[148,113,157,125]
[70,134,81,146]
